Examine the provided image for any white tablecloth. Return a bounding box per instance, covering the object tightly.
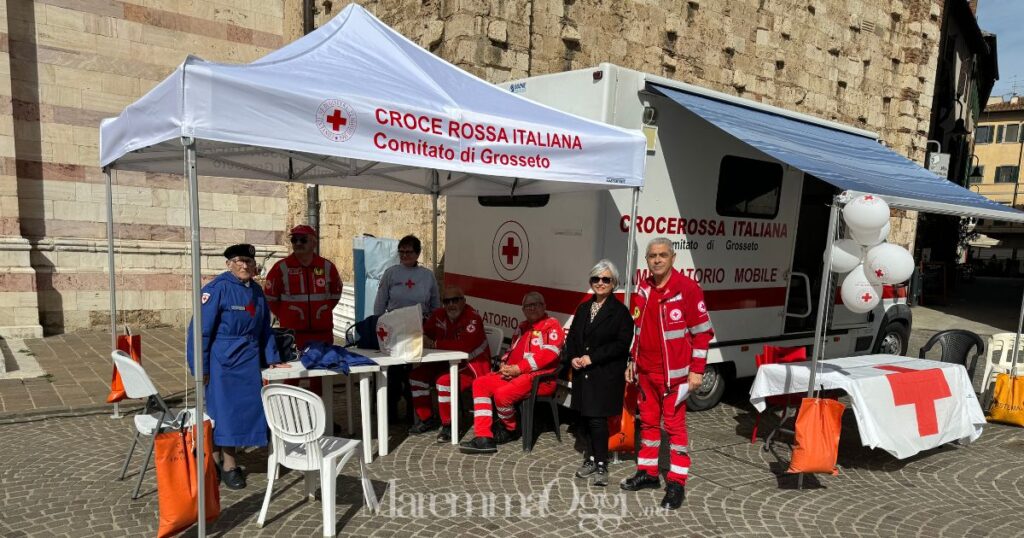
[749,354,986,459]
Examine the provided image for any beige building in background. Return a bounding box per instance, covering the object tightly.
[1,0,950,336]
[971,95,1024,205]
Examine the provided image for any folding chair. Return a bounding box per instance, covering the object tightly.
[519,362,564,452]
[112,350,179,499]
[751,345,808,450]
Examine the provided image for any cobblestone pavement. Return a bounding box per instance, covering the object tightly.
[2,383,1023,537]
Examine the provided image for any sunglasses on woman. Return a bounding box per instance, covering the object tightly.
[589,276,613,284]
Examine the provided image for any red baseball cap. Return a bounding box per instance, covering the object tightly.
[289,224,317,237]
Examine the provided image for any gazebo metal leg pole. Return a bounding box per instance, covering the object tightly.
[431,170,439,272]
[105,166,121,419]
[1009,286,1024,377]
[183,137,206,536]
[622,187,641,306]
[799,194,841,491]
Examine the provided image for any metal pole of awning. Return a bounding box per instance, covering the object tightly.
[183,137,206,537]
[104,166,121,419]
[623,187,641,306]
[806,195,841,396]
[431,170,439,273]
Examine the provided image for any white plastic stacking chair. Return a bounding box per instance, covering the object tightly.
[483,326,504,361]
[981,333,1024,395]
[112,350,178,499]
[258,384,378,536]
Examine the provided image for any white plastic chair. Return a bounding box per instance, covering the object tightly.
[981,333,1024,395]
[483,326,504,362]
[258,384,378,536]
[112,350,179,499]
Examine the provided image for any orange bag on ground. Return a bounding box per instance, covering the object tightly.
[987,373,1024,427]
[787,397,845,476]
[106,333,142,403]
[155,418,220,538]
[608,382,639,452]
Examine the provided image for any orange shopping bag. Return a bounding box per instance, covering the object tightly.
[608,382,639,452]
[106,333,142,403]
[155,418,220,538]
[787,397,845,476]
[987,373,1024,427]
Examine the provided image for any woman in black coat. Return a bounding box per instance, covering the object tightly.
[563,259,634,486]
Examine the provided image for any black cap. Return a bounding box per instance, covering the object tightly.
[224,243,256,259]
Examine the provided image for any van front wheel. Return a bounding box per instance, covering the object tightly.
[688,364,726,411]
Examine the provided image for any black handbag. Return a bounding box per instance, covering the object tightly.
[272,328,298,362]
[345,315,380,350]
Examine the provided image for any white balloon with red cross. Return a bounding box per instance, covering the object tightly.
[843,194,890,235]
[849,221,891,247]
[840,264,882,313]
[864,242,915,285]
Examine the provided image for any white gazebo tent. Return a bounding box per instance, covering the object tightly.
[99,4,645,533]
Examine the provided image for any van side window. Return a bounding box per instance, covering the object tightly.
[478,195,550,207]
[715,156,783,219]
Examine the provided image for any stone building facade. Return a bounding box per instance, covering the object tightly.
[1,0,945,336]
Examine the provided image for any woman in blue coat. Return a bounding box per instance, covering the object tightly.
[187,243,286,490]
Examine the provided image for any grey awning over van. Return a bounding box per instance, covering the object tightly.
[650,84,1024,223]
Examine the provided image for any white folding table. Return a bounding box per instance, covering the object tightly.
[262,348,467,463]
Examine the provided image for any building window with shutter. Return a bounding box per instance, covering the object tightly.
[976,125,993,144]
[995,166,1020,184]
[996,125,1004,143]
[1004,124,1020,144]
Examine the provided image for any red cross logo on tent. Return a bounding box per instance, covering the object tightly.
[405,279,415,289]
[316,98,357,142]
[326,109,347,131]
[875,365,951,436]
[861,292,874,303]
[377,326,389,341]
[501,237,520,265]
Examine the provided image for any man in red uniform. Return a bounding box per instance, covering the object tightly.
[621,237,714,510]
[459,291,564,454]
[407,286,492,443]
[263,225,343,351]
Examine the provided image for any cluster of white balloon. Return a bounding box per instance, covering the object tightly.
[826,194,915,313]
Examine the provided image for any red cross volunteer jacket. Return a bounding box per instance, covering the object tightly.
[504,315,565,377]
[630,268,715,390]
[424,305,492,378]
[264,254,342,339]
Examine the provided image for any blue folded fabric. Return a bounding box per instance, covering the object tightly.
[300,341,377,374]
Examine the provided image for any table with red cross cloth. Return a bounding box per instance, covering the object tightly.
[749,354,986,459]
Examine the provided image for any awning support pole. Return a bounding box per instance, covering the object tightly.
[799,194,841,491]
[1009,286,1024,377]
[431,170,440,273]
[623,187,641,306]
[183,137,206,537]
[104,166,121,419]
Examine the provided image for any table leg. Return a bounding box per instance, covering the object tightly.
[376,369,389,457]
[322,376,334,437]
[450,360,459,446]
[359,373,373,464]
[346,375,355,435]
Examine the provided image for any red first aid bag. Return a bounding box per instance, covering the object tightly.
[155,418,220,538]
[106,334,141,403]
[787,397,845,476]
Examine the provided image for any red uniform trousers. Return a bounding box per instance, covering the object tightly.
[637,370,691,486]
[408,363,473,425]
[471,372,555,438]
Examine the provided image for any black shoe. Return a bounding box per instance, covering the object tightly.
[575,459,597,478]
[214,460,223,484]
[458,436,497,454]
[620,469,660,491]
[437,425,452,443]
[660,482,685,509]
[222,467,246,490]
[408,416,441,435]
[493,426,520,445]
[593,465,609,487]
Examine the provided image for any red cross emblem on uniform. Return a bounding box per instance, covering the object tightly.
[245,300,256,318]
[377,326,389,341]
[875,365,951,436]
[405,279,415,289]
[501,237,520,265]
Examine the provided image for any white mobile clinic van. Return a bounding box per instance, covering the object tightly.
[444,64,913,410]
